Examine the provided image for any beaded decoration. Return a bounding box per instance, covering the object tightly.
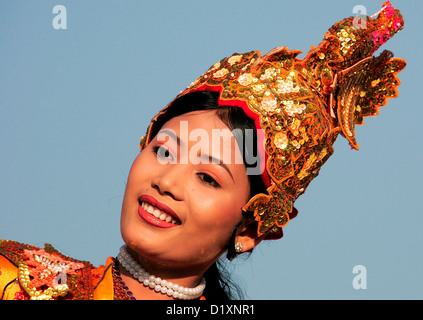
[142,2,406,239]
[17,248,85,300]
[0,239,97,300]
[112,258,136,300]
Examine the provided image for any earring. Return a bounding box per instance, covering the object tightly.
[234,242,243,253]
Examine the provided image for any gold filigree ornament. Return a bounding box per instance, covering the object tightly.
[142,2,406,239]
[18,248,84,300]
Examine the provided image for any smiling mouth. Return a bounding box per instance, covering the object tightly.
[137,195,181,227]
[140,201,180,225]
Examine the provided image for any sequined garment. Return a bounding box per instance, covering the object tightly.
[142,2,406,239]
[0,239,113,300]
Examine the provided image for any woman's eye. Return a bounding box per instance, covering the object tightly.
[153,145,174,162]
[198,173,220,188]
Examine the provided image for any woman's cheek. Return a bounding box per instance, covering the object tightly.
[195,194,242,232]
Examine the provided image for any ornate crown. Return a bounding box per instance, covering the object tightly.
[142,2,406,239]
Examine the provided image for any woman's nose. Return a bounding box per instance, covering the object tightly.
[151,164,185,201]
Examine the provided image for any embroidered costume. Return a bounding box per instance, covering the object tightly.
[0,240,206,300]
[1,2,405,299]
[0,239,115,300]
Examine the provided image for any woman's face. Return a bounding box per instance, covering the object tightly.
[120,110,251,276]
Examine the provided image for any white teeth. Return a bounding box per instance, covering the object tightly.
[153,209,161,218]
[141,202,178,225]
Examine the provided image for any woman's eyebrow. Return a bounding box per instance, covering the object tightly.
[157,128,184,147]
[159,128,235,182]
[203,153,235,183]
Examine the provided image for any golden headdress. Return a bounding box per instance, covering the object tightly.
[142,2,406,239]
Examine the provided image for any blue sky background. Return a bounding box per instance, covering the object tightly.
[1,1,421,299]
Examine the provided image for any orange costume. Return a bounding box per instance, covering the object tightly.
[0,239,114,300]
[1,2,405,300]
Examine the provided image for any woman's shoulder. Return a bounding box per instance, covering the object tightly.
[0,239,113,300]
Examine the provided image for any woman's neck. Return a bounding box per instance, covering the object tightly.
[118,246,205,300]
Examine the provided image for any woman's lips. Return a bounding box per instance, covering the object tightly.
[138,195,181,228]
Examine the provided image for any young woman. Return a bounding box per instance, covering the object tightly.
[0,2,406,300]
[119,90,269,300]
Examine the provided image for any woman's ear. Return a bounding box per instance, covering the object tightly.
[233,216,267,253]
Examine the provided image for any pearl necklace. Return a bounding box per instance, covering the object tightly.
[117,245,206,300]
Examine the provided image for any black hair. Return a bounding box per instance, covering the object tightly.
[149,90,267,300]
